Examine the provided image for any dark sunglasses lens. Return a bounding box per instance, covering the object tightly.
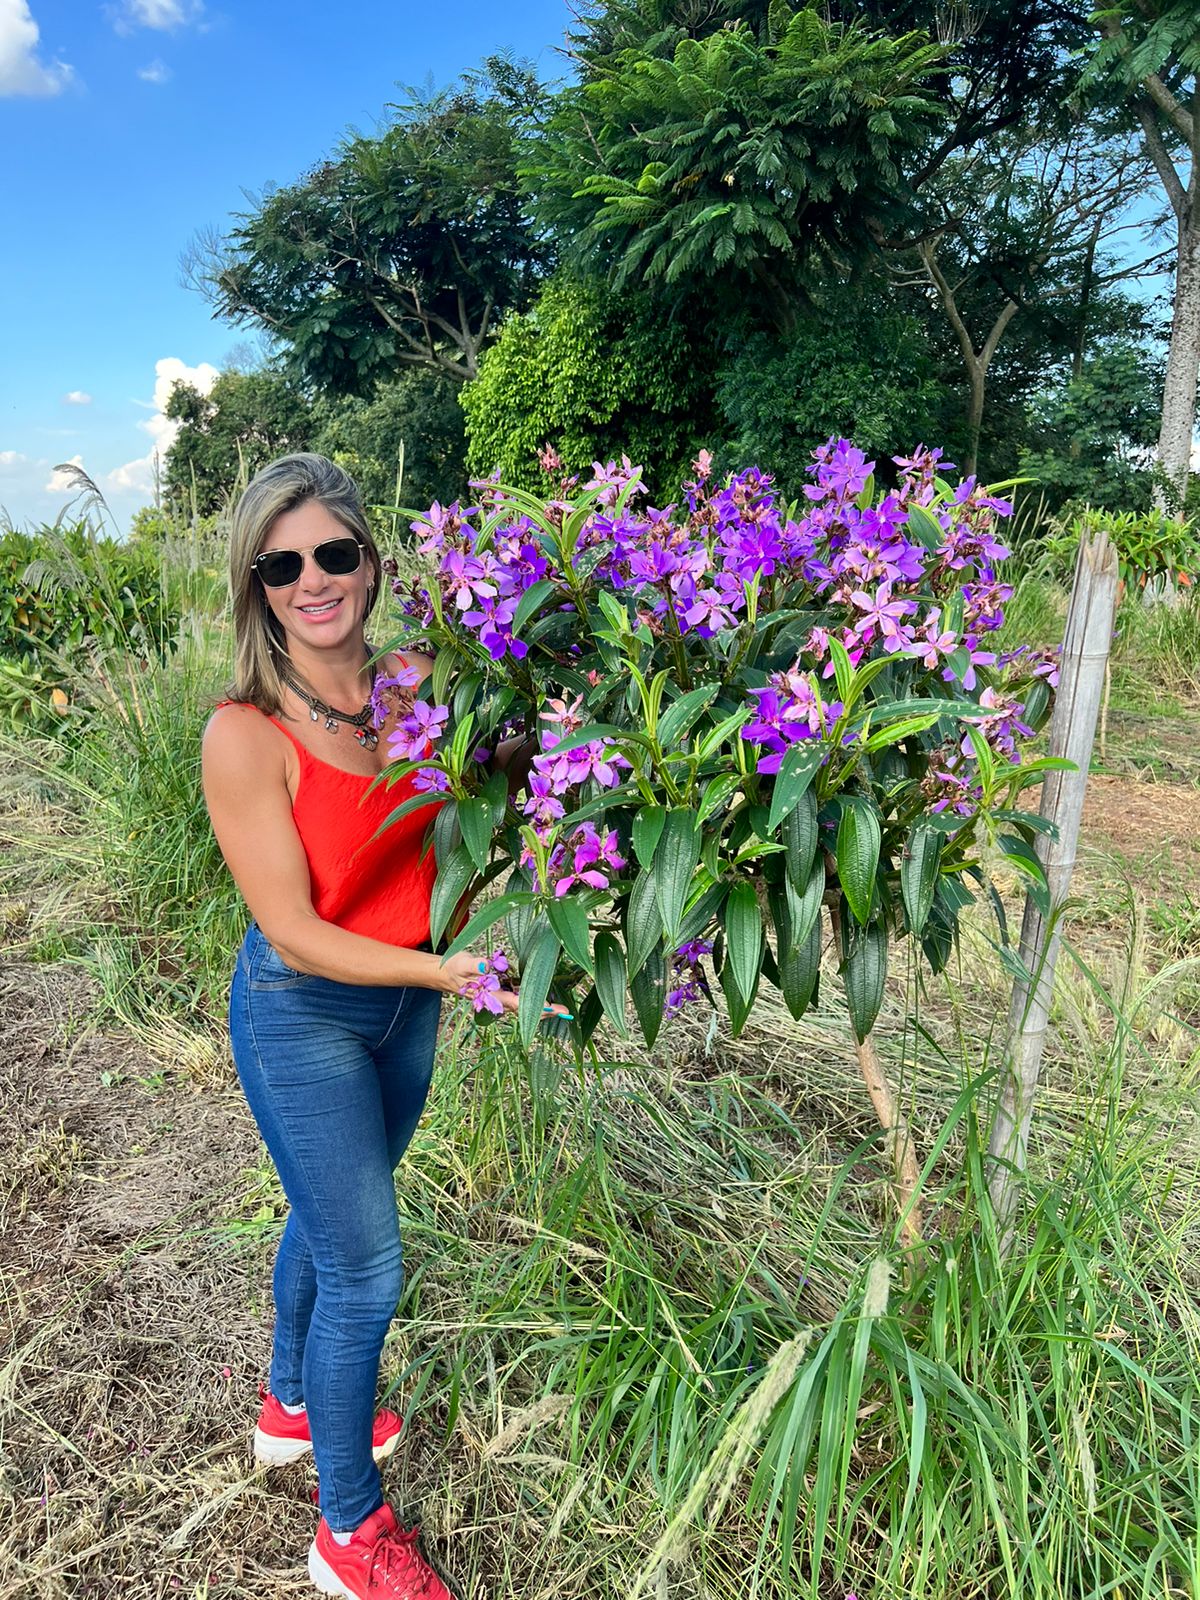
[256,550,302,587]
[314,537,362,576]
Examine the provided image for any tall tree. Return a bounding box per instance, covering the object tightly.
[198,58,550,394]
[530,5,948,334]
[1090,1,1200,508]
[163,368,314,514]
[890,124,1154,474]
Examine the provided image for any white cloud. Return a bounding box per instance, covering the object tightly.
[62,389,91,405]
[0,449,28,468]
[112,0,202,33]
[0,0,75,96]
[107,356,218,495]
[137,57,170,83]
[45,454,83,493]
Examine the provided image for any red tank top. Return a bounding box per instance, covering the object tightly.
[218,695,446,949]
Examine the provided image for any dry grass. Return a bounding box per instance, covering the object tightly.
[4,718,1200,1595]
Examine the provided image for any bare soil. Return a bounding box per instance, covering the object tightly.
[0,960,323,1599]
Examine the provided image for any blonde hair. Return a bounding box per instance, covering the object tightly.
[227,453,383,714]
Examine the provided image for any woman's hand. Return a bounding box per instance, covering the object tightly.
[433,950,574,1020]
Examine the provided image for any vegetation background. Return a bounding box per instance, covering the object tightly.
[2,2,1200,1598]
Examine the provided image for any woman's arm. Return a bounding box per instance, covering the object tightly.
[202,706,483,996]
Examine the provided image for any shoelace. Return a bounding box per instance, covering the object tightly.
[370,1525,434,1597]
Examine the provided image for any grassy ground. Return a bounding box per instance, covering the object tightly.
[3,567,1200,1598]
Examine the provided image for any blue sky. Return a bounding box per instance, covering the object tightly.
[0,0,572,532]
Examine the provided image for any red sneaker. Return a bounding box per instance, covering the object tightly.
[253,1387,403,1467]
[308,1504,452,1599]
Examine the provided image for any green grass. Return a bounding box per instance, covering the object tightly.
[4,523,1200,1597]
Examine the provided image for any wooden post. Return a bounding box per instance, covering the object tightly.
[986,525,1119,1246]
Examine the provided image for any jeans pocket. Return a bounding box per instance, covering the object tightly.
[248,935,314,991]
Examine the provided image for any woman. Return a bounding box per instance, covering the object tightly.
[203,454,560,1600]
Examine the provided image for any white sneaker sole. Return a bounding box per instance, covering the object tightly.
[253,1426,401,1468]
[308,1541,353,1597]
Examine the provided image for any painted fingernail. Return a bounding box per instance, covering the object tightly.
[477,961,487,973]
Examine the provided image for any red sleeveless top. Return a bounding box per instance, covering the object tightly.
[218,694,445,949]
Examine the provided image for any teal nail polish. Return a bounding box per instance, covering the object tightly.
[477,961,486,973]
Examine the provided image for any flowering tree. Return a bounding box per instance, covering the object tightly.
[375,440,1061,1230]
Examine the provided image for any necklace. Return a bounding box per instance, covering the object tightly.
[282,660,379,751]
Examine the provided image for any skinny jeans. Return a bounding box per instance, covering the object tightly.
[229,922,442,1532]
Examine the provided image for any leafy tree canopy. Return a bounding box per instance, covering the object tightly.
[201,57,551,395]
[313,369,467,516]
[529,5,948,332]
[163,368,314,515]
[461,273,720,495]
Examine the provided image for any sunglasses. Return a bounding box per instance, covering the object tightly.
[253,536,366,589]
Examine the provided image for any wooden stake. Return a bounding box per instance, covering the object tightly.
[986,525,1119,1248]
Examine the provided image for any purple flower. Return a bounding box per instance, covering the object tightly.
[460,948,512,1014]
[411,765,451,795]
[387,700,450,762]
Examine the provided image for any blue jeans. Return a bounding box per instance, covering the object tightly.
[229,922,442,1532]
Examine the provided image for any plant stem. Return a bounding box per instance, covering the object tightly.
[854,1030,923,1249]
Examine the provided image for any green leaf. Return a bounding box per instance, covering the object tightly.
[658,682,720,748]
[698,773,741,823]
[429,843,476,948]
[517,924,562,1050]
[779,916,822,1021]
[905,503,945,553]
[482,768,509,829]
[842,917,887,1043]
[547,894,594,975]
[433,797,462,868]
[696,706,752,760]
[767,742,823,832]
[457,795,494,875]
[653,809,701,941]
[678,880,729,944]
[632,805,666,870]
[900,824,940,937]
[790,855,826,945]
[630,946,666,1047]
[513,577,557,635]
[836,798,881,925]
[725,881,765,1004]
[504,869,537,965]
[718,945,757,1037]
[593,931,629,1037]
[368,788,446,844]
[781,788,818,893]
[625,868,662,980]
[441,888,535,963]
[829,638,855,706]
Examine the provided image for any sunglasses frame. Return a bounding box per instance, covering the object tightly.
[253,536,367,589]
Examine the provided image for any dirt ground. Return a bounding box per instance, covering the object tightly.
[0,960,327,1598]
[2,765,1198,1598]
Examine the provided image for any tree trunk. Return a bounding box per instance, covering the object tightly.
[964,358,985,479]
[1155,207,1200,512]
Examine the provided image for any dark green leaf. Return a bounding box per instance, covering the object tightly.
[441,889,535,962]
[780,916,822,1021]
[518,925,563,1050]
[836,798,881,925]
[433,798,462,868]
[482,769,509,829]
[632,805,666,870]
[782,788,818,892]
[429,843,476,948]
[513,577,557,635]
[653,809,701,940]
[658,682,720,748]
[625,868,662,979]
[457,795,494,875]
[900,824,940,936]
[725,881,765,1004]
[842,917,888,1043]
[630,946,666,1047]
[547,894,594,975]
[767,741,823,832]
[593,931,629,1037]
[718,946,757,1036]
[678,880,729,944]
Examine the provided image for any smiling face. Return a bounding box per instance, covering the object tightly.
[256,499,377,659]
